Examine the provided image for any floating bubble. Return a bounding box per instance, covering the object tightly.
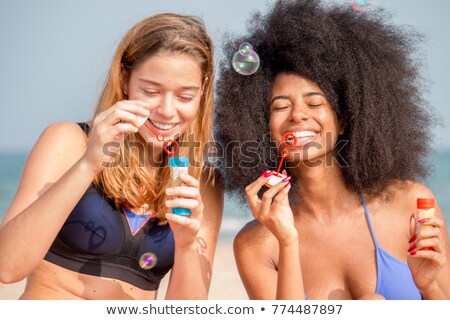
[139,252,158,270]
[232,49,260,76]
[349,0,373,12]
[239,42,253,56]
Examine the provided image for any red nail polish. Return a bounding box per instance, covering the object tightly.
[408,244,416,252]
[408,234,416,243]
[281,176,291,182]
[261,170,272,177]
[284,182,291,188]
[266,170,275,177]
[409,251,417,256]
[417,218,430,224]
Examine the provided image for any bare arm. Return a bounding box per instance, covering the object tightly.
[164,174,223,299]
[0,102,150,284]
[0,123,94,283]
[241,172,305,299]
[277,238,303,299]
[234,223,278,299]
[406,183,450,299]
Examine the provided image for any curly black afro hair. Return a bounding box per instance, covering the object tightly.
[215,0,435,205]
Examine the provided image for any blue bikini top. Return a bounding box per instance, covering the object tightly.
[359,192,422,299]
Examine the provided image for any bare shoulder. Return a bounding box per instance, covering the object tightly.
[391,180,434,198]
[1,122,88,225]
[27,122,88,174]
[40,121,88,149]
[383,180,435,218]
[234,219,277,257]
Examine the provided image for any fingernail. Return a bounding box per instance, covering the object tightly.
[408,244,416,252]
[262,170,273,178]
[281,176,291,182]
[409,251,417,256]
[260,170,269,177]
[408,234,416,243]
[418,218,430,224]
[284,182,291,188]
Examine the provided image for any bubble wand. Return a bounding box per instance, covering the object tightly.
[265,132,297,188]
[142,121,190,215]
[142,121,179,156]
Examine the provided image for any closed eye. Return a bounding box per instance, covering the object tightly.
[179,96,194,102]
[271,105,290,111]
[143,89,159,96]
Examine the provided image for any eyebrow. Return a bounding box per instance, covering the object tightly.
[138,78,200,91]
[270,92,325,104]
[270,95,290,104]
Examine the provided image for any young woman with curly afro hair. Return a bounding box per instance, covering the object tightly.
[215,0,450,300]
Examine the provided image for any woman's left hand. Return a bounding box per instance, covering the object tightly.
[164,172,203,249]
[407,216,448,293]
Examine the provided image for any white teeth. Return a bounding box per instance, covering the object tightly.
[149,119,177,131]
[292,131,318,138]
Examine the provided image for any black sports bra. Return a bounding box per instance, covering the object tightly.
[44,123,174,290]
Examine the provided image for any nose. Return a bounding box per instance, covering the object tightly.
[290,103,310,122]
[155,94,177,119]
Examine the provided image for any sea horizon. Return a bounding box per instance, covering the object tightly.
[1,149,450,239]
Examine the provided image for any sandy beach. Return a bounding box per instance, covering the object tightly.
[0,240,248,300]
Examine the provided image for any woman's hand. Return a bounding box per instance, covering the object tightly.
[245,170,296,245]
[165,172,203,249]
[80,100,150,175]
[407,215,448,294]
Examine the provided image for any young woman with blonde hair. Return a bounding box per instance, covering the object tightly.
[0,13,223,300]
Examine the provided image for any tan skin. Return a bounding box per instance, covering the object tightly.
[0,52,223,299]
[234,73,450,300]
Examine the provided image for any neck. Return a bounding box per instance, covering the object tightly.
[289,159,359,219]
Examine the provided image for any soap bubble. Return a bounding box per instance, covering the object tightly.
[139,252,158,270]
[232,46,260,76]
[239,42,253,56]
[349,0,373,12]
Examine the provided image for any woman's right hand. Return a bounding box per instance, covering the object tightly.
[245,170,296,245]
[80,100,150,175]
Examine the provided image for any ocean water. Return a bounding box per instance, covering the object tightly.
[1,151,449,238]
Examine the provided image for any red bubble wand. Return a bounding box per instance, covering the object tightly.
[143,122,179,156]
[265,132,297,187]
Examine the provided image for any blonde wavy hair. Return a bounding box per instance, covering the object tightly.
[91,13,215,219]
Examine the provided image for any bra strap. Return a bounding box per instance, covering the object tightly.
[358,190,380,248]
[76,122,91,136]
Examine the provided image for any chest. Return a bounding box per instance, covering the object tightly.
[298,229,378,299]
[56,187,175,270]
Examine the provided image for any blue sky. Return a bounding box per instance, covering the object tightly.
[0,0,449,152]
